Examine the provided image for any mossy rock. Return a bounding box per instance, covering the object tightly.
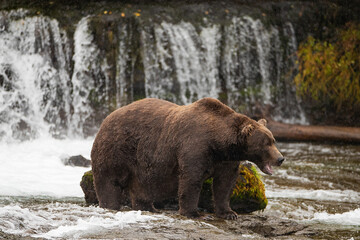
[80,163,267,213]
[80,170,98,205]
[199,163,267,213]
[230,163,267,213]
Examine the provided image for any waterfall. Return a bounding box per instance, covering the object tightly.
[71,16,104,137]
[0,10,71,141]
[221,16,306,122]
[0,10,307,141]
[142,21,220,104]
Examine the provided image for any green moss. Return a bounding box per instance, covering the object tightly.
[81,170,94,189]
[198,164,267,213]
[230,164,267,212]
[83,170,94,181]
[80,170,99,205]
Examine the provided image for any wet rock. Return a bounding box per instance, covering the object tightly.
[199,163,267,213]
[214,214,309,238]
[0,230,40,240]
[62,155,91,167]
[80,170,98,205]
[230,163,268,213]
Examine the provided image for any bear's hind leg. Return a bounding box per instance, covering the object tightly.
[130,197,157,212]
[129,177,158,212]
[94,174,130,210]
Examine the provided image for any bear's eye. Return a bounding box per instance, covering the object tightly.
[266,138,275,146]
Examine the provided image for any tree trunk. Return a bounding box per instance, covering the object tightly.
[267,120,360,144]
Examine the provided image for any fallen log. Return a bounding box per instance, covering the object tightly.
[267,120,360,144]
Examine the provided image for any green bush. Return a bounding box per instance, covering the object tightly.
[295,23,360,113]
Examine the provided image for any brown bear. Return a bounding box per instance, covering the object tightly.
[91,98,284,219]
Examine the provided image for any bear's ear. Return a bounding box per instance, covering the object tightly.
[241,124,254,136]
[258,118,267,126]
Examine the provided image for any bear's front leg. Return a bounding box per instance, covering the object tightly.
[213,161,240,220]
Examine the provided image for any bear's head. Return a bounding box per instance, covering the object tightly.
[241,119,284,175]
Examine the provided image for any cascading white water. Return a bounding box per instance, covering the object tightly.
[0,11,307,141]
[221,16,306,123]
[141,17,305,123]
[142,21,220,104]
[222,17,279,110]
[70,16,99,136]
[115,24,130,107]
[271,22,308,124]
[0,10,71,141]
[158,21,220,104]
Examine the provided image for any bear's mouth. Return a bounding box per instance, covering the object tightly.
[262,164,273,175]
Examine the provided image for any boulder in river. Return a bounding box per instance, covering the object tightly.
[62,155,91,167]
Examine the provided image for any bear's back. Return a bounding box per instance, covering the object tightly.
[193,98,235,117]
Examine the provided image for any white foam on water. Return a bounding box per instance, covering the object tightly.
[267,189,360,203]
[0,205,49,236]
[275,169,312,183]
[0,202,227,239]
[310,208,360,226]
[0,137,93,197]
[37,209,160,239]
[0,203,165,239]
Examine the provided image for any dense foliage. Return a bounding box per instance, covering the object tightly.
[295,23,360,114]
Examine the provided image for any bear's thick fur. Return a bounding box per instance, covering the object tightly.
[91,98,284,219]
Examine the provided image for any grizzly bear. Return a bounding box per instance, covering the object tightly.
[91,98,284,219]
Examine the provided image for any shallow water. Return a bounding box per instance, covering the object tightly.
[0,139,359,239]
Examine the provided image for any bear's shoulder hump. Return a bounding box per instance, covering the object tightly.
[195,98,234,116]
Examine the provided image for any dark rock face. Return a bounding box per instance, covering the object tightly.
[62,155,91,167]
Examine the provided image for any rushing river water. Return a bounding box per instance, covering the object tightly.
[0,138,359,239]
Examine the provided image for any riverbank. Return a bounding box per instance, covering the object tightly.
[0,139,359,239]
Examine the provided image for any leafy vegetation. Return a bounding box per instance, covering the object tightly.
[295,23,360,113]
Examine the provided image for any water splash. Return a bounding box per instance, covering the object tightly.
[0,10,71,141]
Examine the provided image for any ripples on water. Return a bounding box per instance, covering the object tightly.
[265,142,360,239]
[0,140,359,239]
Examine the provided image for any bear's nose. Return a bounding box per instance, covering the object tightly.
[277,157,285,166]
